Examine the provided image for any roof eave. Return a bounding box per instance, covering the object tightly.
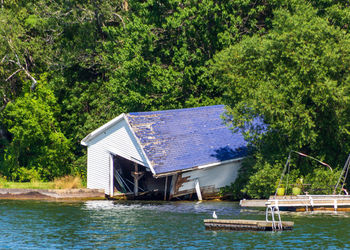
[81,113,126,146]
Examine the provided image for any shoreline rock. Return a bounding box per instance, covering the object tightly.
[0,188,106,201]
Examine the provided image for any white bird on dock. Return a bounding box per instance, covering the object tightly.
[212,211,218,219]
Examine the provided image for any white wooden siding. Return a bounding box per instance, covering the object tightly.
[87,145,110,193]
[178,161,241,193]
[86,118,148,195]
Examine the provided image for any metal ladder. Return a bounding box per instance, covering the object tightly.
[266,203,283,231]
[334,153,350,195]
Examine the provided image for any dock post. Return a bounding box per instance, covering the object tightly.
[164,176,168,201]
[131,163,144,196]
[134,163,138,196]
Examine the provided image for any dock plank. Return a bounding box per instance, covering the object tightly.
[240,199,268,207]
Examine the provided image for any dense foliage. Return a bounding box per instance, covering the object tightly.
[212,1,350,198]
[0,0,350,196]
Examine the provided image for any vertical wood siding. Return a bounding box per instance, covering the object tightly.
[87,118,148,195]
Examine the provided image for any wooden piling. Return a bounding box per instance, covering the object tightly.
[131,163,144,196]
[164,176,168,201]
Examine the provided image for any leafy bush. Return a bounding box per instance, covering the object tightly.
[71,154,87,184]
[304,168,342,195]
[12,167,41,182]
[220,152,343,199]
[242,161,283,199]
[1,82,73,181]
[220,156,284,199]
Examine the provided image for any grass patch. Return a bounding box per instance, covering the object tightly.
[0,180,55,189]
[53,175,83,189]
[0,175,84,189]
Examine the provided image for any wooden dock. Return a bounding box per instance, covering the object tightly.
[240,199,268,207]
[204,219,294,231]
[268,195,350,211]
[241,195,350,211]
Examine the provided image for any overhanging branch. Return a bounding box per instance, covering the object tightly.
[8,58,38,91]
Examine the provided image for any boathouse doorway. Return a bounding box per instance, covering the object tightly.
[110,154,169,198]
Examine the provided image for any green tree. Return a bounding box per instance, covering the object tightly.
[1,79,72,181]
[49,0,279,174]
[3,0,350,186]
[0,1,66,180]
[212,2,350,198]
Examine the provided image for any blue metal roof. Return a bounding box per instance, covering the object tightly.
[126,105,249,174]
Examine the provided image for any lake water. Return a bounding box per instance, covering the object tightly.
[0,200,349,249]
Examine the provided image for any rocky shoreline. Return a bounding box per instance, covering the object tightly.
[0,188,105,200]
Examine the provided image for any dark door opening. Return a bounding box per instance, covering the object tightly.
[113,155,143,194]
[112,154,172,199]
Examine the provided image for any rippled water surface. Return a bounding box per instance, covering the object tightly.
[0,200,349,248]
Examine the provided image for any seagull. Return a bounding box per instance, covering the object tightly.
[212,211,218,219]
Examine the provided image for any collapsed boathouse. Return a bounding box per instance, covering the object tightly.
[81,105,250,200]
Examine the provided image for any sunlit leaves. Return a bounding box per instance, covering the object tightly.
[1,80,72,180]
